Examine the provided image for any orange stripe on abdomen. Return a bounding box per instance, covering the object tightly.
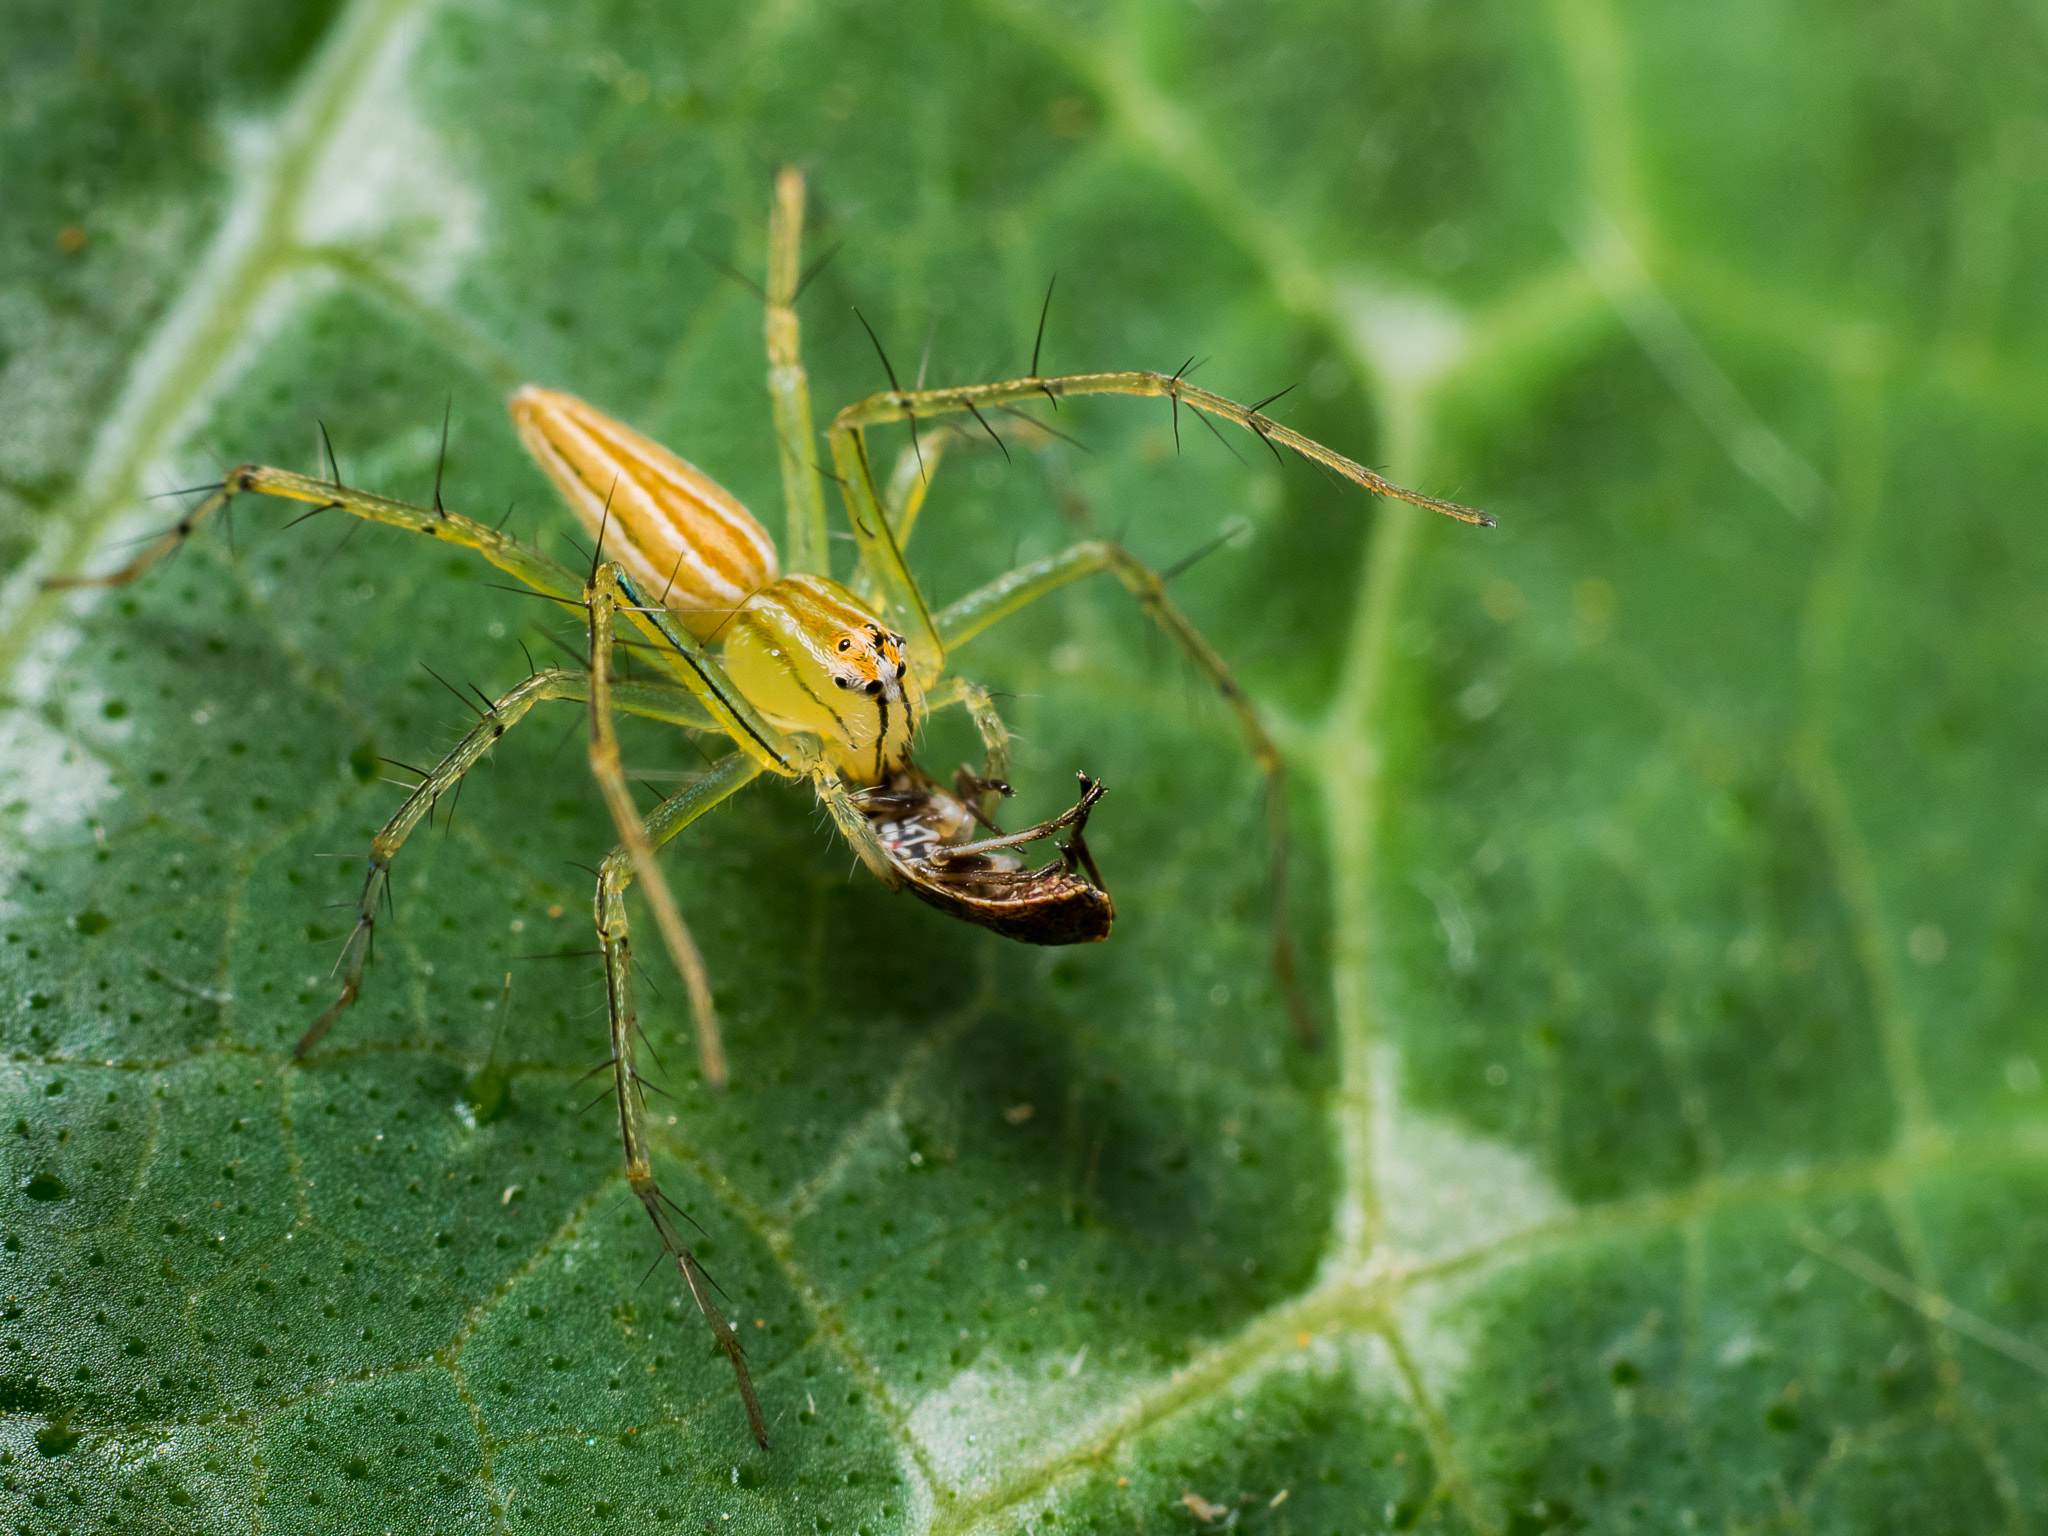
[510,386,778,637]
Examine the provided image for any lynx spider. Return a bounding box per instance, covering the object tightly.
[49,169,1490,1446]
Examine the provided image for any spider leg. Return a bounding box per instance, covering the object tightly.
[766,167,831,576]
[823,358,1496,687]
[831,369,1493,527]
[593,751,767,1446]
[297,667,723,1058]
[813,770,908,889]
[590,561,767,1088]
[826,423,946,686]
[847,428,960,616]
[935,541,1323,1049]
[47,467,798,781]
[44,464,587,599]
[924,674,1013,824]
[881,425,955,548]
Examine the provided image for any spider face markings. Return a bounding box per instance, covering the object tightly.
[829,623,911,695]
[713,574,927,783]
[43,166,1490,1450]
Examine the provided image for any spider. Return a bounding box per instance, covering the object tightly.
[47,169,1490,1447]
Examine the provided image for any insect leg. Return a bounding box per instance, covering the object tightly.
[299,667,722,1057]
[593,751,767,1446]
[766,167,832,577]
[934,541,1321,1048]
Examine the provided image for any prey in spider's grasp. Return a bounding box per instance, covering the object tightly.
[46,168,1491,1448]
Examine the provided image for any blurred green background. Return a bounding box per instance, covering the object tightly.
[3,0,2046,1530]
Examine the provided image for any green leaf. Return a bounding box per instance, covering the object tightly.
[4,0,2045,1530]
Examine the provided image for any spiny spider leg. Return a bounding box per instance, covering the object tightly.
[826,423,946,683]
[588,560,746,1088]
[45,465,798,783]
[936,540,1323,1047]
[826,364,1485,1046]
[298,666,723,1057]
[595,749,767,1446]
[881,423,956,543]
[832,369,1494,530]
[45,464,586,601]
[46,459,800,1079]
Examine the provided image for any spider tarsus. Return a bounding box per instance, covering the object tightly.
[297,971,359,1059]
[652,1222,768,1450]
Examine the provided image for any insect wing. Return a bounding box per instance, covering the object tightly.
[872,771,1115,944]
[898,860,1115,944]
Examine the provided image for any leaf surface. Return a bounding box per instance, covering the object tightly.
[2,1,2045,1531]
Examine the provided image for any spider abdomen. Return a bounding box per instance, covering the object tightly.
[510,384,779,638]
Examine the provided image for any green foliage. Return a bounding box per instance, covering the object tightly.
[3,0,2046,1530]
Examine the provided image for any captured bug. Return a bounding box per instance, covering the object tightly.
[47,169,1490,1446]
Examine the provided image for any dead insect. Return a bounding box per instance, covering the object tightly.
[46,169,1490,1447]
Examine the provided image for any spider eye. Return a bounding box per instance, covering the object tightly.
[833,676,852,689]
[836,638,853,653]
[863,679,883,695]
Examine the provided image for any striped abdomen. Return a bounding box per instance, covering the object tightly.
[510,385,778,639]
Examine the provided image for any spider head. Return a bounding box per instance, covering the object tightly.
[719,576,927,781]
[825,623,909,703]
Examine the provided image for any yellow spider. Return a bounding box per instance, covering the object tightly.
[48,169,1489,1446]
